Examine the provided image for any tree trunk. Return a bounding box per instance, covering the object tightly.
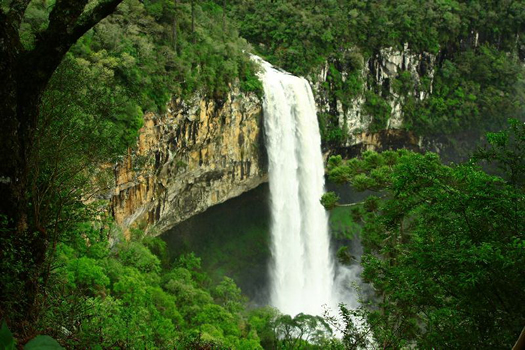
[0,0,124,334]
[172,0,179,52]
[0,12,27,237]
[0,35,49,338]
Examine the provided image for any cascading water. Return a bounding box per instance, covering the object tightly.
[255,57,338,317]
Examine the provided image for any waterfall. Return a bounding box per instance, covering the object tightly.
[255,57,337,317]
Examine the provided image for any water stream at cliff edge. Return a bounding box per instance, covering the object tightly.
[254,56,357,317]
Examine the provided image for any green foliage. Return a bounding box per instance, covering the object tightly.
[327,120,525,348]
[329,206,361,240]
[248,308,335,350]
[240,62,264,96]
[227,0,342,76]
[392,71,415,95]
[143,236,170,267]
[212,277,246,314]
[336,246,354,266]
[327,155,343,170]
[20,0,262,114]
[363,91,392,133]
[473,118,525,187]
[0,321,15,350]
[227,0,525,74]
[24,335,64,350]
[404,46,524,135]
[273,313,333,349]
[327,150,400,190]
[3,0,268,338]
[36,224,265,348]
[318,112,346,145]
[224,0,525,139]
[119,242,161,274]
[66,257,110,295]
[320,192,340,210]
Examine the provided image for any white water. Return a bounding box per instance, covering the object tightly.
[255,57,338,317]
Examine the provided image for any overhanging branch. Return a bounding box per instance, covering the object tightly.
[26,0,123,88]
[8,0,32,28]
[71,0,123,40]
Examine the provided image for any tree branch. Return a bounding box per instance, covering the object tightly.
[71,0,123,41]
[43,0,89,42]
[337,202,363,208]
[513,326,525,350]
[21,0,123,96]
[8,0,33,28]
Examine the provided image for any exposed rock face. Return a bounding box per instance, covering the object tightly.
[311,46,435,149]
[330,129,421,160]
[369,46,436,130]
[111,90,266,235]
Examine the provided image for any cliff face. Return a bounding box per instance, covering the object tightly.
[111,51,437,235]
[312,46,436,152]
[111,90,266,235]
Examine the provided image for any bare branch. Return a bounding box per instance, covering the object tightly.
[44,0,89,39]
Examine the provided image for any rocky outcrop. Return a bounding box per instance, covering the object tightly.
[329,129,421,160]
[111,90,266,235]
[312,46,436,149]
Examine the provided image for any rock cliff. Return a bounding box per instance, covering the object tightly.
[111,89,266,235]
[111,50,438,235]
[312,46,435,152]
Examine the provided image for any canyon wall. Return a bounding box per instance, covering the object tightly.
[311,46,437,153]
[111,89,266,235]
[111,49,439,235]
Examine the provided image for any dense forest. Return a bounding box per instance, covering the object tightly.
[322,119,525,348]
[1,0,524,348]
[224,0,525,140]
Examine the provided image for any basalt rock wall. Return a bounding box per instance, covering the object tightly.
[111,90,267,235]
[311,45,437,153]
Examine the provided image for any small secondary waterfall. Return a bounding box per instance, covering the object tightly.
[256,57,337,317]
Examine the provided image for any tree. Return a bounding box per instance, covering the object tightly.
[324,120,525,348]
[0,0,124,333]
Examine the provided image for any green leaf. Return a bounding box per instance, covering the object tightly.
[24,335,64,350]
[0,321,15,350]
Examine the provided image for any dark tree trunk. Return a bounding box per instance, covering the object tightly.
[0,0,124,334]
[0,11,26,236]
[0,21,49,335]
[172,0,179,52]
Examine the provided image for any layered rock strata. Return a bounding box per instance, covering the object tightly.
[111,90,266,235]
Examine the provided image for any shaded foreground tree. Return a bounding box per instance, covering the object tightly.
[0,0,124,334]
